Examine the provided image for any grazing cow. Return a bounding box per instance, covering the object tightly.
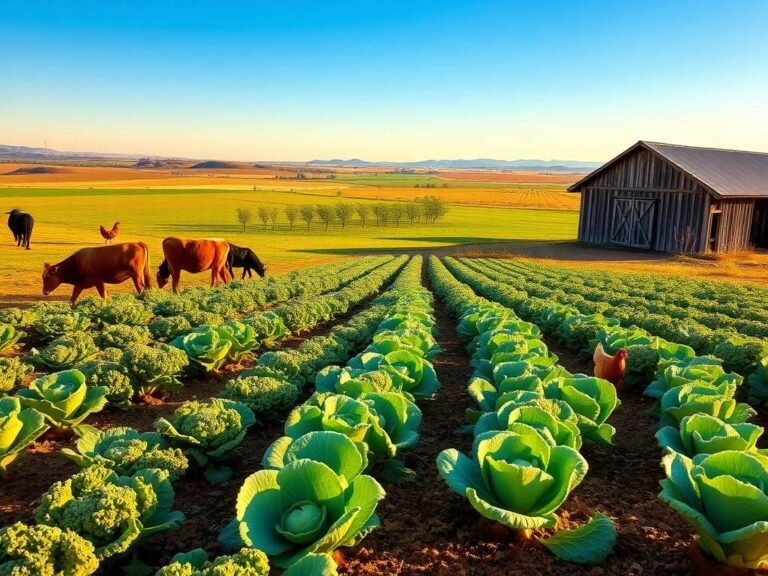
[6,209,34,249]
[157,237,231,293]
[42,242,152,304]
[226,243,267,280]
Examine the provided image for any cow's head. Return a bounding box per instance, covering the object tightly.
[248,252,267,277]
[42,263,62,295]
[157,259,170,288]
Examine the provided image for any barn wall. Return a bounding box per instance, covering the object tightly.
[715,199,755,251]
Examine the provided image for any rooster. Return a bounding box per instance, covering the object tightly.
[99,222,120,244]
[593,342,628,386]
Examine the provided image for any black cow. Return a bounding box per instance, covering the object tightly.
[226,243,266,279]
[6,209,34,250]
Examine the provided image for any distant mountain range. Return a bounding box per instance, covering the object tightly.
[0,144,602,171]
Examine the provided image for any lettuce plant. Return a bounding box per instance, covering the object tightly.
[544,376,618,445]
[171,327,232,373]
[223,459,384,567]
[315,366,400,399]
[0,397,48,477]
[120,343,189,397]
[660,381,756,427]
[16,370,108,430]
[349,350,439,398]
[62,425,189,481]
[645,357,740,399]
[0,522,100,576]
[155,547,270,576]
[659,450,768,569]
[437,426,588,534]
[657,413,765,457]
[748,357,768,404]
[0,356,32,394]
[30,332,98,371]
[0,323,24,355]
[155,399,256,483]
[35,466,185,561]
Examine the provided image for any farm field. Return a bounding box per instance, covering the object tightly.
[2,254,768,574]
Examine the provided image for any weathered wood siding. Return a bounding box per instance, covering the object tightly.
[714,200,755,252]
[577,147,713,253]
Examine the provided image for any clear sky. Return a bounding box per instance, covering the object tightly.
[1,0,767,162]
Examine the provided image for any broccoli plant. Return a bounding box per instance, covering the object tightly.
[95,297,153,326]
[120,344,189,398]
[155,399,256,483]
[16,370,108,430]
[30,332,98,371]
[77,360,134,409]
[155,548,270,576]
[0,522,100,576]
[35,466,185,561]
[149,316,192,342]
[0,397,48,477]
[0,356,33,394]
[62,425,189,481]
[96,324,152,349]
[220,373,299,418]
[33,311,91,339]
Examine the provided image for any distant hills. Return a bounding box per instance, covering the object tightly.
[0,144,602,171]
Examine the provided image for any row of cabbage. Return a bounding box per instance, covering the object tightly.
[0,258,408,480]
[0,256,395,399]
[428,256,617,565]
[443,257,768,570]
[0,258,424,574]
[460,257,768,401]
[213,255,443,574]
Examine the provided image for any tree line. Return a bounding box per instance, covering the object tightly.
[236,196,448,231]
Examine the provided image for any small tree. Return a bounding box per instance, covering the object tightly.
[406,201,421,225]
[300,205,314,230]
[236,208,253,232]
[268,207,278,230]
[285,205,299,230]
[316,205,335,231]
[372,202,388,227]
[335,202,354,229]
[257,206,270,230]
[356,204,370,228]
[420,195,449,223]
[388,203,405,226]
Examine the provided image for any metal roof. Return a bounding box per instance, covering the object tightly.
[569,141,768,198]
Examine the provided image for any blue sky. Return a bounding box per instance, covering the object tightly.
[1,0,767,161]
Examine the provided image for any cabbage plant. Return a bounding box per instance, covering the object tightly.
[155,399,256,483]
[349,350,439,398]
[437,426,588,533]
[0,397,48,477]
[660,381,755,427]
[216,320,260,361]
[656,413,765,458]
[16,370,108,430]
[315,366,401,399]
[659,450,768,569]
[544,376,618,445]
[645,357,740,399]
[62,425,189,481]
[0,323,24,355]
[223,459,384,568]
[35,466,185,561]
[0,522,100,576]
[171,327,232,373]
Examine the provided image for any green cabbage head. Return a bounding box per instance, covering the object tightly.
[171,326,232,373]
[0,396,48,477]
[437,426,588,534]
[659,450,768,569]
[657,413,766,458]
[0,323,24,355]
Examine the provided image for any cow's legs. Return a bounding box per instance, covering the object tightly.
[172,271,181,293]
[70,286,83,305]
[96,283,107,299]
[210,268,218,286]
[131,274,143,294]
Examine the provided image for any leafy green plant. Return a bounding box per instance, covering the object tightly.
[348,350,439,398]
[0,522,100,576]
[155,399,256,483]
[155,547,270,576]
[96,297,153,326]
[216,320,260,361]
[0,396,48,477]
[0,356,32,394]
[713,336,768,376]
[0,307,37,329]
[657,413,765,457]
[33,311,91,339]
[149,315,193,341]
[544,376,619,445]
[30,332,98,371]
[242,312,289,344]
[77,360,134,409]
[221,458,384,568]
[120,344,189,397]
[660,381,756,427]
[748,357,768,404]
[35,466,185,561]
[437,427,588,534]
[96,324,151,349]
[645,357,740,399]
[16,370,108,430]
[659,450,768,569]
[171,327,232,373]
[220,373,299,418]
[62,425,189,481]
[0,323,24,355]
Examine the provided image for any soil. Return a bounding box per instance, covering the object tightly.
[0,275,704,574]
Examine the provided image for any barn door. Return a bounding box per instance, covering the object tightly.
[610,197,656,249]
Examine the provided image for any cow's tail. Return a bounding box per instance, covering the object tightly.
[140,242,152,290]
[25,216,33,249]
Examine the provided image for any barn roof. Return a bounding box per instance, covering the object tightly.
[569,141,768,198]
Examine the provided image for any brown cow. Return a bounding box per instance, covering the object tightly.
[157,237,231,293]
[42,242,152,304]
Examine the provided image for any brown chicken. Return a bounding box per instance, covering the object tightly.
[99,222,120,244]
[593,342,628,386]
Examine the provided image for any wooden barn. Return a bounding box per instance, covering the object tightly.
[570,141,768,253]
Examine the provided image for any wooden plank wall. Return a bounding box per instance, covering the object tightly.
[716,200,755,251]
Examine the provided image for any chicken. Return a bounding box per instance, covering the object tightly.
[593,342,628,386]
[99,222,120,244]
